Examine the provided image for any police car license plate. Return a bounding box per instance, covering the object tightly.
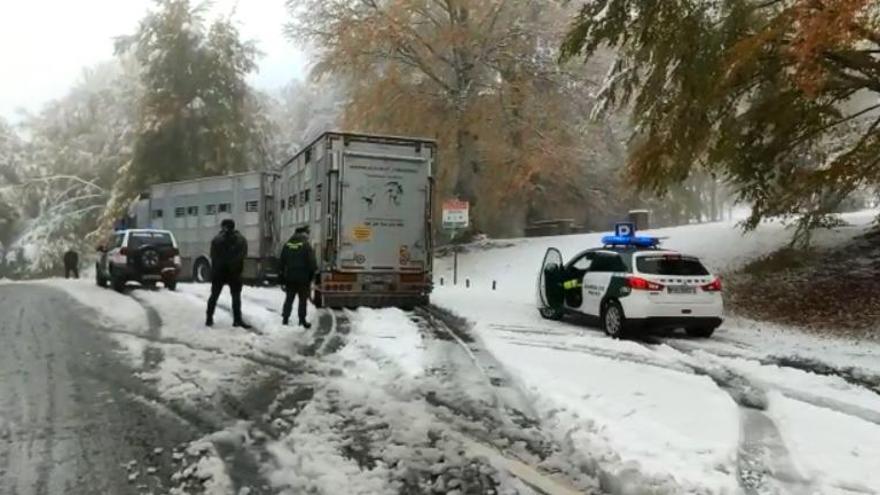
[668,285,696,295]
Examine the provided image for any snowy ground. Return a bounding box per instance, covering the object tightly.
[19,210,880,495]
[432,210,880,494]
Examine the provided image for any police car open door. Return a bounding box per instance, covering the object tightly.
[538,248,565,319]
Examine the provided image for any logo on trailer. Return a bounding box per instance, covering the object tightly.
[353,225,372,242]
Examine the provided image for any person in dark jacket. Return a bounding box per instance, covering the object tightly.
[63,249,79,279]
[206,219,251,329]
[278,226,318,328]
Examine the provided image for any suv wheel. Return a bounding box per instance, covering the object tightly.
[602,300,626,339]
[96,265,108,288]
[111,272,126,293]
[138,247,161,271]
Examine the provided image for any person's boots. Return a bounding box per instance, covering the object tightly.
[233,320,253,330]
[206,315,214,327]
[300,319,312,330]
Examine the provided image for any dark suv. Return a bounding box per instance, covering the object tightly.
[96,229,181,292]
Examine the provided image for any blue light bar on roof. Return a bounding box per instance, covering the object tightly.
[602,222,660,247]
[602,235,660,248]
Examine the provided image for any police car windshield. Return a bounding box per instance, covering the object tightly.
[637,255,709,276]
[129,232,174,250]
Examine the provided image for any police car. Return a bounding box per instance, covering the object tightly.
[536,223,723,338]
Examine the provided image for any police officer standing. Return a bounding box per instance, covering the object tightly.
[206,219,251,329]
[63,249,80,279]
[278,226,317,328]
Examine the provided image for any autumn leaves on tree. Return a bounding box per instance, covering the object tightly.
[561,0,880,244]
[287,0,617,235]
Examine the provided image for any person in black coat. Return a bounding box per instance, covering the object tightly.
[278,226,318,328]
[63,249,79,279]
[206,219,251,329]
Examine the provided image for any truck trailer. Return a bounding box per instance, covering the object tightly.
[127,132,435,308]
[278,132,435,308]
[129,171,280,283]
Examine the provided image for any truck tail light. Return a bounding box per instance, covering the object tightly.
[400,273,426,284]
[702,278,722,292]
[627,276,664,291]
[330,272,357,282]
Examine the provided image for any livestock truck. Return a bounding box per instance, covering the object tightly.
[278,132,435,308]
[128,171,281,283]
[128,132,435,308]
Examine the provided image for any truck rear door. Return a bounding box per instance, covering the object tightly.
[337,146,430,273]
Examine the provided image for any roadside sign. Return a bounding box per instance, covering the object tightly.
[442,199,470,230]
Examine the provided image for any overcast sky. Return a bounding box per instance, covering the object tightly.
[0,0,309,122]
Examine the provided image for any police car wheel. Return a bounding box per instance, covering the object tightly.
[539,306,563,320]
[602,301,626,338]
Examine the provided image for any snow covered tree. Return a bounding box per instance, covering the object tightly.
[108,0,264,225]
[268,78,345,160]
[0,61,141,277]
[0,118,25,253]
[561,0,880,244]
[287,0,612,235]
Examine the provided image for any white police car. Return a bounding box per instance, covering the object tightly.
[536,223,723,338]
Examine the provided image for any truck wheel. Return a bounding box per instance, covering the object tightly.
[194,259,211,283]
[686,325,717,338]
[165,278,178,291]
[602,300,627,339]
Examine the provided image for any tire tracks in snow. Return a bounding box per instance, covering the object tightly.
[490,325,811,494]
[666,338,880,398]
[493,322,880,492]
[122,291,322,495]
[659,339,880,425]
[414,306,602,494]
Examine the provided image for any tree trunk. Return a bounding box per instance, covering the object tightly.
[709,175,719,222]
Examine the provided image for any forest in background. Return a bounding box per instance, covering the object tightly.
[2,0,877,278]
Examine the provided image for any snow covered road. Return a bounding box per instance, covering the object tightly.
[6,207,879,495]
[0,284,197,494]
[432,288,880,494]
